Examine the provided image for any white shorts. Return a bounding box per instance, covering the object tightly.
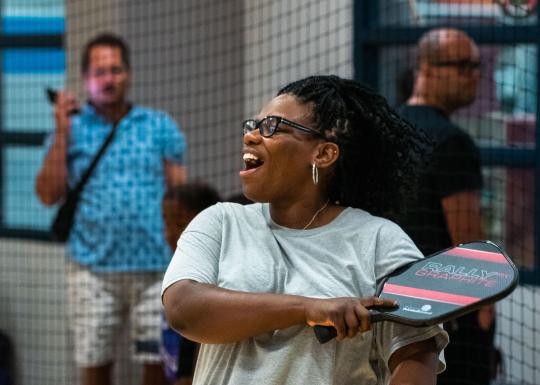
[66,261,163,367]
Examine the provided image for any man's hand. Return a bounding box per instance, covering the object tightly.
[35,89,77,205]
[54,90,79,137]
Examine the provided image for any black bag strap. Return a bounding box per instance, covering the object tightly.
[71,120,119,195]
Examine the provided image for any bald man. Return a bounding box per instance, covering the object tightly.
[397,29,497,385]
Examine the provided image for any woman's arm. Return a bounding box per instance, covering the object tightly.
[388,337,439,385]
[163,280,306,344]
[163,279,398,344]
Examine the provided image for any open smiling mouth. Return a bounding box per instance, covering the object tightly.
[243,153,264,171]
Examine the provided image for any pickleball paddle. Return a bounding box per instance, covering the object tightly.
[314,240,518,344]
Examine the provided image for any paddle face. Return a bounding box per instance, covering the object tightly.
[375,240,518,324]
[314,241,518,343]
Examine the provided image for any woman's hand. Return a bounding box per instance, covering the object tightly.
[305,297,398,340]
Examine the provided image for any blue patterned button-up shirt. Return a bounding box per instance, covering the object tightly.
[60,103,186,272]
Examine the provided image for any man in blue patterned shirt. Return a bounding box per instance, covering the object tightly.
[36,33,186,385]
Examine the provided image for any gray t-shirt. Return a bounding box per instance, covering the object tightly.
[162,202,448,385]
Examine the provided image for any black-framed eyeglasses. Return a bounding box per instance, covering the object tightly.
[242,115,324,138]
[429,59,481,75]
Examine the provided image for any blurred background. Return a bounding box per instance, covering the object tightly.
[0,0,538,384]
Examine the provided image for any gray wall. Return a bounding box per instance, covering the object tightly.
[0,240,140,385]
[0,240,73,385]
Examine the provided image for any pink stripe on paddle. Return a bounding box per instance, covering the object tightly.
[446,247,507,264]
[383,283,480,306]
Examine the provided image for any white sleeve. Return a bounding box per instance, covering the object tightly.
[373,321,449,374]
[374,219,424,281]
[161,203,223,296]
[371,219,449,374]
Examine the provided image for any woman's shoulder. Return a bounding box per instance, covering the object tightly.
[343,206,398,227]
[182,202,263,237]
[205,202,265,222]
[343,207,410,238]
[219,201,262,212]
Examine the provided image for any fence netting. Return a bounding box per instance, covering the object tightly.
[0,1,538,384]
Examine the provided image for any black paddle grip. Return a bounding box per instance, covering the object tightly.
[314,325,337,344]
[313,310,388,344]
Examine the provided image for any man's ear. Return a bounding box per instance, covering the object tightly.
[313,142,339,169]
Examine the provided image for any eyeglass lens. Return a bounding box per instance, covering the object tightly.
[260,117,278,137]
[243,117,279,137]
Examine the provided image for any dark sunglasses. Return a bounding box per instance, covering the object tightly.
[429,59,481,75]
[242,115,325,139]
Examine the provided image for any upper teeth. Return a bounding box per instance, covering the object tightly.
[243,153,259,161]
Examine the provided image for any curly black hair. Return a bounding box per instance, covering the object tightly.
[278,75,430,218]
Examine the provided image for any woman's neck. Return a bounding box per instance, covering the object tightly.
[268,198,342,230]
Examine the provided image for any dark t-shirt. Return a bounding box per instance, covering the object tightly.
[397,105,493,385]
[440,312,496,385]
[396,105,483,256]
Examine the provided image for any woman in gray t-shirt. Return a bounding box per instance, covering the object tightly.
[162,75,448,385]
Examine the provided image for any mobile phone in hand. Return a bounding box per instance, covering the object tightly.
[45,87,80,115]
[45,87,58,103]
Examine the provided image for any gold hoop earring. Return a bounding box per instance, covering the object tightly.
[312,163,319,185]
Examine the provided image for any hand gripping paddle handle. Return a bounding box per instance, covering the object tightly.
[314,310,387,344]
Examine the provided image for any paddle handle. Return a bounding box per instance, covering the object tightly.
[313,310,386,344]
